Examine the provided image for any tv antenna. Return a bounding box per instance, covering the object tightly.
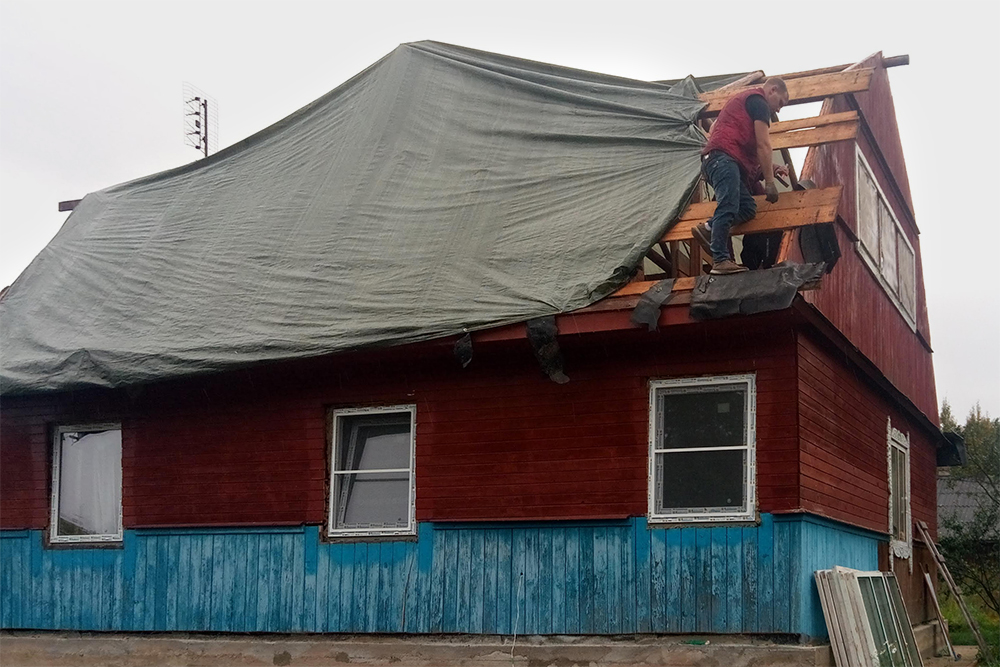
[182,83,218,158]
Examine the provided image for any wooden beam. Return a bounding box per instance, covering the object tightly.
[645,247,673,273]
[769,119,858,150]
[774,63,851,80]
[712,70,765,93]
[770,110,857,133]
[775,230,795,264]
[774,55,908,80]
[612,277,695,298]
[664,186,841,242]
[676,185,840,221]
[699,69,873,115]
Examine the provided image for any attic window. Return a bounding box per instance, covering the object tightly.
[328,406,416,537]
[856,148,917,328]
[50,424,123,544]
[648,375,756,523]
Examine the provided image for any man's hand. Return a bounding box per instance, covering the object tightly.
[765,181,780,203]
[774,164,789,180]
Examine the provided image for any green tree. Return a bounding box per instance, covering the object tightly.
[938,401,999,617]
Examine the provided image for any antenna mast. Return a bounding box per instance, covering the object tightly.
[183,83,218,158]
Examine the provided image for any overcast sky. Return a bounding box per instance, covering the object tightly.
[1,0,997,419]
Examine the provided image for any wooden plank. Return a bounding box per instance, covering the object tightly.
[469,531,486,634]
[711,529,727,630]
[770,120,858,150]
[772,520,791,631]
[676,185,841,222]
[775,231,795,264]
[775,55,907,81]
[700,69,874,114]
[552,529,568,633]
[770,110,857,133]
[923,569,958,661]
[742,526,759,633]
[726,527,743,633]
[633,519,651,633]
[680,528,697,632]
[916,520,988,653]
[645,247,673,273]
[666,187,842,242]
[713,70,765,92]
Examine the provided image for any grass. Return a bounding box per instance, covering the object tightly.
[940,592,1000,665]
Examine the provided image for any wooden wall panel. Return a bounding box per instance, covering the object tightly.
[796,329,937,538]
[0,392,127,530]
[1,316,801,528]
[0,515,880,637]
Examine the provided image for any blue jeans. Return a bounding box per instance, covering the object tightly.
[703,151,756,263]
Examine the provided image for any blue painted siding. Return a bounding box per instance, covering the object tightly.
[0,514,880,636]
[793,514,881,637]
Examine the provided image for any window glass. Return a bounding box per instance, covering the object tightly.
[656,450,745,511]
[649,376,754,522]
[337,418,410,471]
[897,235,916,318]
[879,200,898,294]
[857,163,880,261]
[332,472,410,529]
[53,426,122,541]
[857,151,916,328]
[657,389,745,450]
[330,408,414,535]
[890,447,907,541]
[887,576,923,666]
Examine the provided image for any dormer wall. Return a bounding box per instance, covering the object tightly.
[799,57,938,424]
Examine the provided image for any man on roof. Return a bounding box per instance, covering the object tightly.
[691,78,790,275]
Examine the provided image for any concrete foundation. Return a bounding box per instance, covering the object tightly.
[0,623,943,667]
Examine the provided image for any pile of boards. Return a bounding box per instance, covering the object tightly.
[815,566,923,667]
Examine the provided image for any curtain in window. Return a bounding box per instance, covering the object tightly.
[57,429,121,536]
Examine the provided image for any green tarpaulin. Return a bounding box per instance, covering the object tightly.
[0,41,707,394]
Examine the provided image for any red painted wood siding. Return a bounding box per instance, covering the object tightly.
[800,57,937,423]
[0,313,802,528]
[797,330,937,538]
[0,392,127,529]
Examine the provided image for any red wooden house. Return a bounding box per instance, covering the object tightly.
[0,43,952,650]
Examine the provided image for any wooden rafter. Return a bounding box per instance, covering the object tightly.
[711,70,765,93]
[773,54,907,81]
[699,69,873,115]
[770,110,857,133]
[770,117,858,150]
[661,186,841,243]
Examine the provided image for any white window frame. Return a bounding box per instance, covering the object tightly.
[887,416,912,561]
[50,423,123,544]
[855,146,918,331]
[327,405,416,538]
[647,374,756,524]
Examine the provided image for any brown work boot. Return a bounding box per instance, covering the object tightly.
[710,259,749,275]
[691,222,712,254]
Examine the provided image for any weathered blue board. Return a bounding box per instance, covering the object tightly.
[0,514,879,637]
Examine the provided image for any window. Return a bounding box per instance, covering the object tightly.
[648,375,756,523]
[50,424,123,544]
[887,417,911,559]
[328,405,416,537]
[815,567,922,667]
[855,148,917,328]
